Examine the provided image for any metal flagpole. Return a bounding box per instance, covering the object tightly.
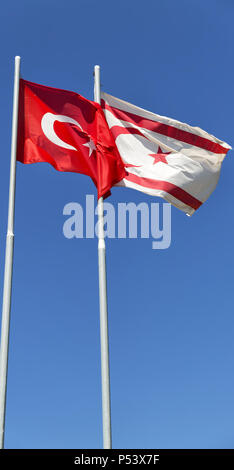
[94,65,112,449]
[0,55,21,449]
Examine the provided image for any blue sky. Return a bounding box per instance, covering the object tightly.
[0,0,233,449]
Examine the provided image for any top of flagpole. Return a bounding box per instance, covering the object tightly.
[15,56,21,79]
[15,56,21,70]
[94,65,101,104]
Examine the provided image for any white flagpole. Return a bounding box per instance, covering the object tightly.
[0,56,21,449]
[94,65,112,449]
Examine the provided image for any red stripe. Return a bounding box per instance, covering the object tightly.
[102,100,228,155]
[110,125,148,140]
[124,172,202,210]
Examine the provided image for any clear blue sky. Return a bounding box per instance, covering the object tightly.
[0,0,233,449]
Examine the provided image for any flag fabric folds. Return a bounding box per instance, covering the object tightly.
[101,92,231,215]
[17,80,126,199]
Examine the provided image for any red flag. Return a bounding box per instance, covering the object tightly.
[17,80,126,198]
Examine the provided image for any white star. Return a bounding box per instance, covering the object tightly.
[83,139,96,157]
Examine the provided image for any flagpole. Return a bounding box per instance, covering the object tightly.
[0,55,21,449]
[94,65,112,449]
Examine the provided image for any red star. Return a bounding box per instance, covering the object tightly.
[149,146,171,165]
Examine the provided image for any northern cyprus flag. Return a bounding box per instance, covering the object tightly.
[101,92,231,215]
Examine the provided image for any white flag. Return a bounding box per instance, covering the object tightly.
[101,92,231,215]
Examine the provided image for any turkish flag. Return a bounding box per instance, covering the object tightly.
[17,79,126,198]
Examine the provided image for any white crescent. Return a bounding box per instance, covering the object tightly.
[41,112,82,151]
